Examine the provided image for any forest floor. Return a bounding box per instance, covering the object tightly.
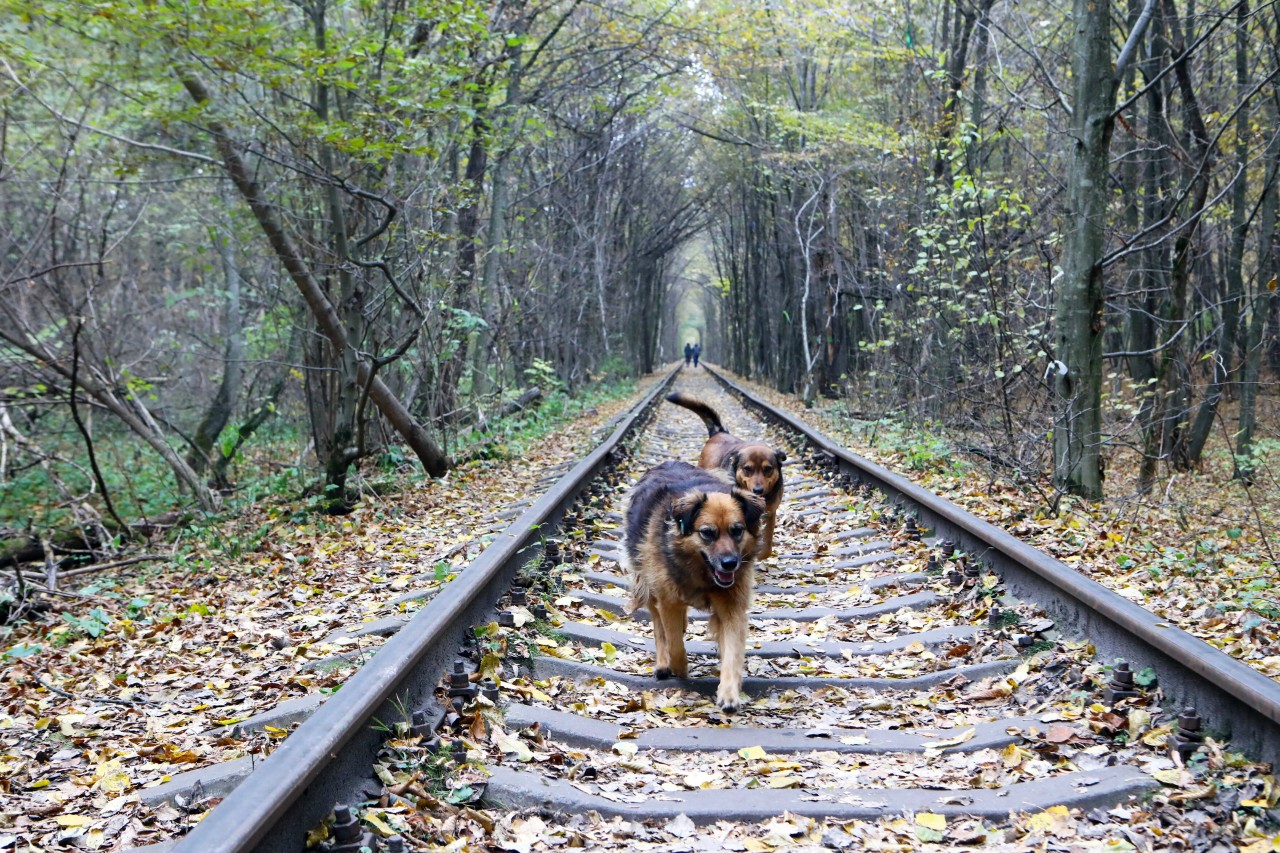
[2,365,1278,852]
[789,386,1280,685]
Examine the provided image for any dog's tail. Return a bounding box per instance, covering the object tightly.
[666,392,727,437]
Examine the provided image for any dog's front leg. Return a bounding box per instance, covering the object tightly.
[647,594,671,678]
[651,598,688,679]
[758,517,775,560]
[714,609,747,712]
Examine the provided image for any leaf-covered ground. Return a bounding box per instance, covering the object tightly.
[0,379,654,851]
[735,373,1280,680]
[3,367,1280,852]
[357,370,1277,853]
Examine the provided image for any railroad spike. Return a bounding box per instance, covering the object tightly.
[328,805,375,853]
[1173,707,1205,762]
[1102,660,1140,705]
[448,660,470,695]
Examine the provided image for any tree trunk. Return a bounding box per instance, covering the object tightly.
[187,228,245,477]
[1158,0,1216,471]
[1183,0,1249,464]
[1053,0,1116,500]
[178,71,449,478]
[1236,97,1280,480]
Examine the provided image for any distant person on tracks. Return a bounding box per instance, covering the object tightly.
[692,343,701,367]
[684,342,693,366]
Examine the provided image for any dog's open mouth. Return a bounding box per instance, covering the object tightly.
[711,565,737,588]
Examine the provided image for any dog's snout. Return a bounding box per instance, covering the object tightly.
[752,486,765,495]
[719,555,740,572]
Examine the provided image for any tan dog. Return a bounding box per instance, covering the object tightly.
[665,392,786,559]
[623,461,764,712]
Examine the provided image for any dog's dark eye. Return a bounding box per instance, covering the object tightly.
[699,528,717,542]
[730,524,744,539]
[762,467,773,476]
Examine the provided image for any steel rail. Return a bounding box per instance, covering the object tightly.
[707,365,1280,767]
[175,366,680,853]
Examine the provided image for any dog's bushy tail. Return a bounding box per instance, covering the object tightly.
[665,392,727,437]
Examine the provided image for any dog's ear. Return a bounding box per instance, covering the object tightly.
[774,449,787,465]
[670,491,707,536]
[725,450,740,476]
[733,490,766,532]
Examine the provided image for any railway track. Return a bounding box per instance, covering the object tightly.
[162,366,1280,852]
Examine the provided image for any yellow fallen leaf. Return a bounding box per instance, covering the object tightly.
[496,731,534,761]
[1152,769,1191,787]
[1025,805,1073,835]
[601,641,618,663]
[93,759,131,794]
[1001,743,1026,768]
[362,811,394,838]
[738,745,768,761]
[612,741,638,756]
[916,812,946,830]
[55,814,92,828]
[1239,837,1280,853]
[684,770,718,788]
[58,714,86,737]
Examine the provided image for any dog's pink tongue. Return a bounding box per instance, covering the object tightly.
[714,568,736,587]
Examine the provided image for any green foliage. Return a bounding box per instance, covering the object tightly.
[523,358,562,394]
[61,608,112,639]
[453,374,638,462]
[858,417,966,476]
[2,642,44,662]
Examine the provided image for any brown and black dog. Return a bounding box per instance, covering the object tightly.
[623,461,764,712]
[665,392,786,559]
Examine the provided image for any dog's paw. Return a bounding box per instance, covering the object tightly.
[655,667,673,680]
[715,688,741,713]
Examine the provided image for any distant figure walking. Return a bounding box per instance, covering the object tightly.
[684,342,693,366]
[692,343,701,367]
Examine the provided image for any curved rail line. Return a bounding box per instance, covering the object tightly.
[706,366,1280,766]
[158,365,1280,852]
[171,368,681,852]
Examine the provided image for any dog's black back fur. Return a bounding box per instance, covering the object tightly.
[624,461,738,563]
